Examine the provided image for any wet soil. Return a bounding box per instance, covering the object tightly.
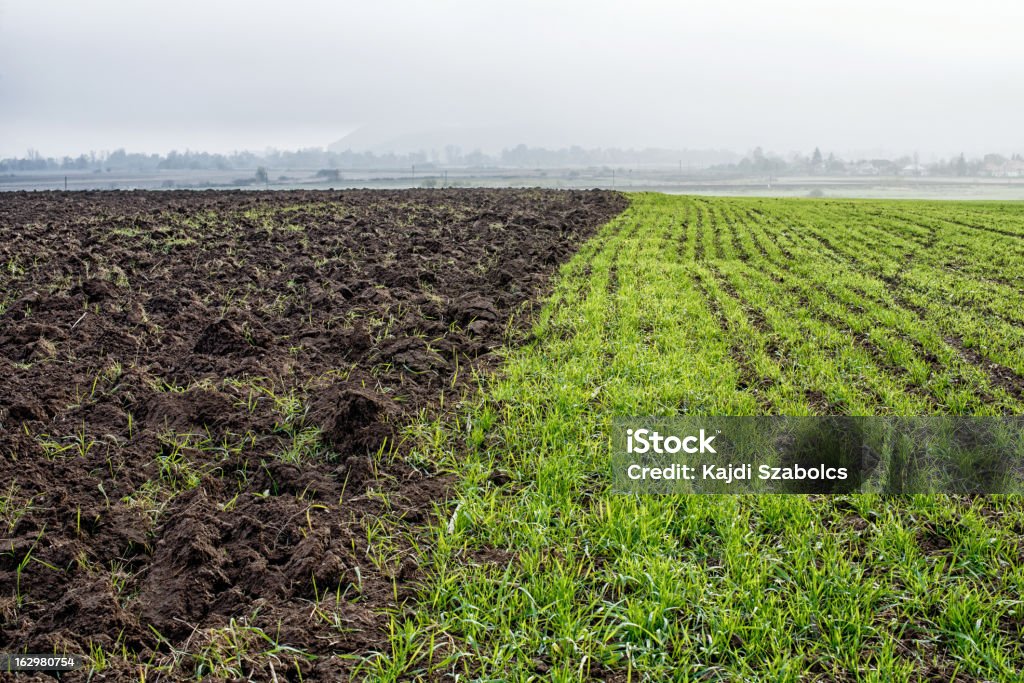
[0,188,627,680]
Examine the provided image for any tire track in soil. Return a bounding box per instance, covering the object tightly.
[724,218,946,411]
[899,208,1024,241]
[942,336,1024,403]
[795,221,1024,332]
[734,208,772,261]
[777,215,1015,401]
[744,207,794,259]
[706,262,857,415]
[598,209,646,365]
[710,204,726,261]
[675,200,694,260]
[769,214,1024,409]
[694,201,707,262]
[757,268,944,411]
[718,205,753,262]
[774,221,1024,402]
[859,211,1024,296]
[691,267,777,412]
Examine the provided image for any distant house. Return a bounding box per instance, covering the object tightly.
[1003,160,1024,178]
[900,164,928,177]
[979,159,1024,177]
[850,161,879,176]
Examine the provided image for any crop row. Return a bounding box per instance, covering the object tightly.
[368,194,1024,681]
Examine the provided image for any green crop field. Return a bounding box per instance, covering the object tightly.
[363,194,1024,681]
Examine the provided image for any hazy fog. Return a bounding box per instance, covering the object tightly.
[2,0,1023,159]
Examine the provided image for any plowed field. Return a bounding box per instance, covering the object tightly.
[0,189,627,680]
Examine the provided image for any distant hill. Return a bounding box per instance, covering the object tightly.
[329,124,523,155]
[328,124,738,168]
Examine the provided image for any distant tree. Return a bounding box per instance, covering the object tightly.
[255,166,269,184]
[750,147,772,173]
[464,148,489,167]
[444,145,462,165]
[826,152,844,173]
[811,147,823,167]
[955,153,968,177]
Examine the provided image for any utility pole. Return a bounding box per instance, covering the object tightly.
[64,175,68,191]
[612,168,615,189]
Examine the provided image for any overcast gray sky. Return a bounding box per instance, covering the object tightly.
[2,0,1023,159]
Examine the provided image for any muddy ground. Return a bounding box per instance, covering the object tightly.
[0,189,627,680]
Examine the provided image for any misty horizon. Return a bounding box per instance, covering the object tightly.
[3,1,1024,160]
[7,136,1021,169]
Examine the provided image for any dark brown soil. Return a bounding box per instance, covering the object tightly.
[0,189,627,680]
[944,334,1024,401]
